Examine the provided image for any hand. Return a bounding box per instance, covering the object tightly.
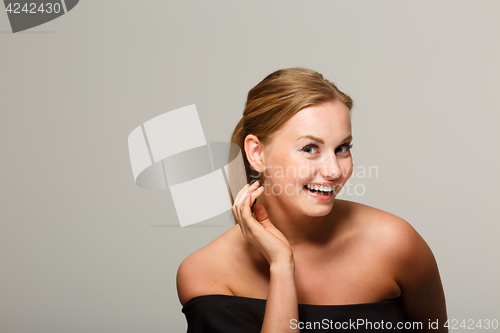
[232,181,293,265]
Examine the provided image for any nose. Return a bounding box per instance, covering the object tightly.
[319,154,342,180]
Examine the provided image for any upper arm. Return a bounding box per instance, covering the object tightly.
[385,216,447,332]
[176,249,234,306]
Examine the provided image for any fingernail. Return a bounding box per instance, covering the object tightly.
[245,192,249,198]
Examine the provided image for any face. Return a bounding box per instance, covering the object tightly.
[255,99,353,217]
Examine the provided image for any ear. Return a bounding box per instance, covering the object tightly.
[244,134,266,173]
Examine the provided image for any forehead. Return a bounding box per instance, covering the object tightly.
[276,100,351,141]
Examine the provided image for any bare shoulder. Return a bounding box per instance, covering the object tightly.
[339,200,447,325]
[176,227,238,306]
[338,199,428,255]
[337,199,438,277]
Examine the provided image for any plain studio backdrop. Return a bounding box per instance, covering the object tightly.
[1,1,499,332]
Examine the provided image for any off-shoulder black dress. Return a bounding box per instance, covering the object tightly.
[182,294,409,332]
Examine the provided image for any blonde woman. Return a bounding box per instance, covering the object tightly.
[177,68,447,332]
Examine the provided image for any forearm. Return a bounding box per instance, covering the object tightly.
[261,259,299,333]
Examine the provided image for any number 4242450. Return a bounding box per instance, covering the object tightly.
[5,3,62,14]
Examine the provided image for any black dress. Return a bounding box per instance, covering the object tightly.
[182,294,410,332]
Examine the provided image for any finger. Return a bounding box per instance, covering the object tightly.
[234,184,253,224]
[239,184,264,229]
[245,181,260,203]
[233,185,248,224]
[235,187,252,218]
[235,182,260,214]
[240,193,263,234]
[234,184,250,206]
[237,191,251,219]
[253,203,268,222]
[235,182,262,235]
[253,203,273,228]
[249,186,264,210]
[237,193,253,236]
[249,180,260,188]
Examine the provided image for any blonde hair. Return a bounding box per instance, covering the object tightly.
[230,68,353,184]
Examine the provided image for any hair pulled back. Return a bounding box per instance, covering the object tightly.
[230,67,353,184]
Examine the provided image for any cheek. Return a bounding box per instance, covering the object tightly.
[265,154,310,188]
[271,152,296,174]
[340,157,354,179]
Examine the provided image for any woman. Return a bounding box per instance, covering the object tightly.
[177,68,447,332]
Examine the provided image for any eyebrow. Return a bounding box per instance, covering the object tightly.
[297,134,352,144]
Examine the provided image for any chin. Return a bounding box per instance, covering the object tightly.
[310,210,333,217]
[303,203,335,217]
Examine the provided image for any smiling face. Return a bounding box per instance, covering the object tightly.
[252,99,353,217]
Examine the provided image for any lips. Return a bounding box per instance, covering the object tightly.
[304,183,335,193]
[303,185,334,200]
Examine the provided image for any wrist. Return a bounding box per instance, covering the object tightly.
[269,257,295,273]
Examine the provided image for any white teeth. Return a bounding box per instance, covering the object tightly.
[306,184,333,192]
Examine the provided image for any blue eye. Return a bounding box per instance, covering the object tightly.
[336,143,353,154]
[301,144,319,154]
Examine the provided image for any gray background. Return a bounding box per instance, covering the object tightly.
[1,1,499,332]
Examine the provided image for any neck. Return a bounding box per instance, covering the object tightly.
[256,195,343,248]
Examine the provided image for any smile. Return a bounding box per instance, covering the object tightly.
[304,184,335,193]
[303,184,336,199]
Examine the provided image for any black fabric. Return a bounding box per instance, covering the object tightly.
[182,294,408,332]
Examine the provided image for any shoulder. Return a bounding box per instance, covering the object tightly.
[339,200,447,324]
[176,227,237,306]
[341,200,444,298]
[339,199,424,244]
[339,199,436,279]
